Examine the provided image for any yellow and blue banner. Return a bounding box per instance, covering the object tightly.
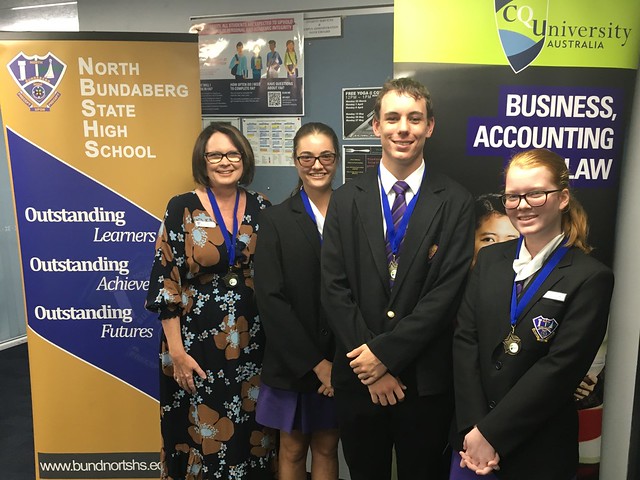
[0,32,202,479]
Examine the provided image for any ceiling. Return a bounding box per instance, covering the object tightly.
[0,1,79,31]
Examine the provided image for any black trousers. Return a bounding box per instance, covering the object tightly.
[335,384,453,480]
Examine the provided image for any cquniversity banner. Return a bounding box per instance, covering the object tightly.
[0,32,201,479]
[394,0,639,267]
[394,1,640,478]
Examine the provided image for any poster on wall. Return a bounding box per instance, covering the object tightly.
[343,145,382,182]
[342,87,381,139]
[194,13,304,116]
[393,1,640,478]
[242,117,300,166]
[0,32,201,479]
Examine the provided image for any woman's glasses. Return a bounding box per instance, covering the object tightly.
[501,189,562,209]
[296,153,337,167]
[204,151,242,164]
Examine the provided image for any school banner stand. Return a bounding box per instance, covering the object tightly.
[393,1,640,478]
[0,32,202,479]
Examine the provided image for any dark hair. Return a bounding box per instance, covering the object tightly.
[374,77,434,121]
[291,122,340,193]
[474,193,507,230]
[236,41,243,48]
[506,148,591,253]
[268,40,276,46]
[192,123,255,187]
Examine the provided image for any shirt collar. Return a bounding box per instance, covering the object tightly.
[513,233,565,282]
[379,159,425,195]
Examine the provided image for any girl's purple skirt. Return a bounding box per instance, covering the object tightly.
[256,383,338,434]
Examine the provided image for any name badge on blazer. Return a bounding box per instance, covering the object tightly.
[532,315,559,342]
[542,290,566,302]
[195,220,217,228]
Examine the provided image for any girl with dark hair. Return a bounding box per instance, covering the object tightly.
[254,122,340,480]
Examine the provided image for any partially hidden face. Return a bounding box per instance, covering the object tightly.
[473,213,520,265]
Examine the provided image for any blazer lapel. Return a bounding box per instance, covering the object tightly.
[291,193,321,260]
[353,170,390,292]
[390,171,442,299]
[487,242,519,348]
[516,248,573,323]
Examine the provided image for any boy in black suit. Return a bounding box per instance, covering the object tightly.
[321,78,475,479]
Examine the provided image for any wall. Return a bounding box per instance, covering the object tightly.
[600,62,640,480]
[77,0,393,33]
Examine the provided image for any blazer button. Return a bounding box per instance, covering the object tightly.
[495,361,503,370]
[489,401,496,409]
[320,329,329,336]
[386,310,395,319]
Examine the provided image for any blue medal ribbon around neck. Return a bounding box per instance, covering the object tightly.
[300,188,322,243]
[510,236,569,328]
[206,187,240,268]
[379,165,424,258]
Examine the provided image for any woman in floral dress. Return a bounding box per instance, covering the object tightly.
[146,123,275,480]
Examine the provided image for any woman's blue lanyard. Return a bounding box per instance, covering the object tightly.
[510,236,569,328]
[300,188,322,243]
[379,165,424,258]
[206,187,240,268]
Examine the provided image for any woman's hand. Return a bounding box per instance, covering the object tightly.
[171,350,206,394]
[460,426,500,475]
[314,359,334,397]
[162,317,206,394]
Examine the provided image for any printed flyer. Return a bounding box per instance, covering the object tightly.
[195,14,304,116]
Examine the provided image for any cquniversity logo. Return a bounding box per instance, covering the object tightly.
[495,0,549,73]
[6,52,67,111]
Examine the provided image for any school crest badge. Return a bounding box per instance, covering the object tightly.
[6,51,67,111]
[531,315,558,342]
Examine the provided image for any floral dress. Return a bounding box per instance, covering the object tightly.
[146,189,275,480]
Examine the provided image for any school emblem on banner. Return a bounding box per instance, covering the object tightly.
[494,0,549,73]
[531,315,558,342]
[6,52,67,111]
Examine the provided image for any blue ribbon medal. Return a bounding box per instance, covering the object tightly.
[206,187,240,288]
[379,166,424,280]
[504,237,569,355]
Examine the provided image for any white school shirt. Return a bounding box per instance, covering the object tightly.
[307,196,325,238]
[513,233,565,285]
[377,160,425,236]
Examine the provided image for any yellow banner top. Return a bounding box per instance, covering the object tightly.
[395,0,640,69]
